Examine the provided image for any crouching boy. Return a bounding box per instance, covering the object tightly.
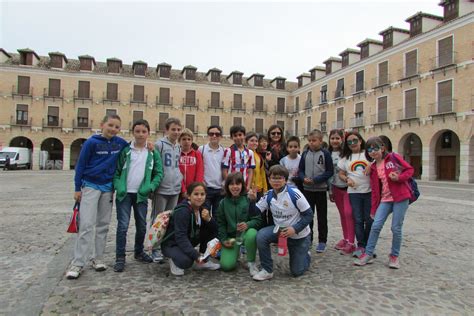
[249,165,313,281]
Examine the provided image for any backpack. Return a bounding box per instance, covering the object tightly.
[144,210,173,251]
[390,154,420,204]
[265,185,301,211]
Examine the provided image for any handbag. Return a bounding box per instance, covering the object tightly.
[67,202,80,233]
[390,154,420,204]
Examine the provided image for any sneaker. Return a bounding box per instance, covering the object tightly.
[316,242,326,253]
[195,260,221,271]
[354,253,374,266]
[335,239,347,250]
[248,262,259,277]
[152,249,164,263]
[114,258,125,272]
[134,252,153,263]
[169,258,184,276]
[253,269,274,281]
[340,243,356,255]
[388,255,400,269]
[66,265,82,279]
[91,259,107,271]
[352,247,365,258]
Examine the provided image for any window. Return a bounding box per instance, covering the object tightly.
[298,77,303,88]
[320,85,327,103]
[160,66,170,78]
[158,113,169,131]
[255,96,264,111]
[106,109,117,116]
[255,118,264,134]
[78,81,90,99]
[276,79,285,90]
[294,119,299,136]
[354,102,364,126]
[185,114,195,132]
[20,52,33,65]
[80,58,92,71]
[438,36,454,67]
[310,70,316,82]
[211,72,220,83]
[444,1,459,21]
[233,73,242,85]
[277,98,285,113]
[48,106,59,126]
[336,107,344,128]
[254,76,263,87]
[295,97,299,112]
[437,80,453,113]
[133,111,143,123]
[48,79,61,97]
[211,92,220,108]
[106,83,118,101]
[405,50,418,77]
[16,104,28,125]
[360,45,369,59]
[17,76,30,95]
[185,69,196,80]
[383,32,393,49]
[185,90,196,106]
[335,78,344,98]
[133,85,145,102]
[320,112,327,132]
[277,120,285,130]
[108,61,121,73]
[306,116,312,134]
[306,92,312,108]
[159,87,170,104]
[134,64,146,76]
[377,96,388,122]
[378,61,389,86]
[50,55,63,68]
[233,94,242,109]
[77,108,89,127]
[342,54,349,68]
[233,117,242,126]
[355,71,364,92]
[325,63,332,75]
[410,18,422,37]
[211,116,220,127]
[404,89,417,118]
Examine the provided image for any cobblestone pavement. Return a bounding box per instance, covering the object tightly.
[0,171,473,315]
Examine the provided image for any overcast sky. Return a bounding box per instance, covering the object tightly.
[1,0,443,81]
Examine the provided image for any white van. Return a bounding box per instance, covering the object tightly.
[0,147,32,170]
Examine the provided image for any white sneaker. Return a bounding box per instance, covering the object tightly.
[169,259,184,276]
[91,259,107,271]
[194,260,220,271]
[253,268,273,281]
[66,266,82,279]
[152,249,164,263]
[248,262,259,277]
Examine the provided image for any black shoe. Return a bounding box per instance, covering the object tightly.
[114,259,125,272]
[134,252,153,263]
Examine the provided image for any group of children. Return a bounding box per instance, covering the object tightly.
[67,113,414,281]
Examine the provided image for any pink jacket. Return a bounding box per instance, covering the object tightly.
[370,152,414,216]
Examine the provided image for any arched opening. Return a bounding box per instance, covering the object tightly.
[430,130,460,181]
[398,133,423,179]
[40,138,64,170]
[70,138,87,170]
[9,136,33,149]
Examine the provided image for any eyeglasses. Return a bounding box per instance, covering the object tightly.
[269,176,285,181]
[270,132,282,136]
[367,146,381,153]
[347,139,359,145]
[208,132,222,137]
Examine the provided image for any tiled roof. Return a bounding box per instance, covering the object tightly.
[379,26,410,35]
[309,66,325,72]
[339,48,360,55]
[48,51,68,63]
[17,48,39,59]
[270,76,287,82]
[405,11,444,22]
[323,57,342,64]
[356,38,383,47]
[0,48,12,58]
[205,67,222,76]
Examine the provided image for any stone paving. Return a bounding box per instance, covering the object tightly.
[0,171,473,315]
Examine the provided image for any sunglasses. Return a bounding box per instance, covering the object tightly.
[367,146,382,153]
[208,132,222,137]
[270,132,282,136]
[347,139,359,145]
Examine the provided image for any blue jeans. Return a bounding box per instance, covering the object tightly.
[204,187,224,218]
[349,192,372,248]
[256,225,311,277]
[366,199,409,257]
[116,193,148,258]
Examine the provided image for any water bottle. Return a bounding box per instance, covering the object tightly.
[277,227,288,257]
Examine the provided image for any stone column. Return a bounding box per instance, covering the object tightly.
[32,147,40,171]
[421,146,436,181]
[62,146,70,170]
[458,143,472,183]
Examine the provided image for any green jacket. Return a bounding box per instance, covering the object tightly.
[216,195,262,242]
[113,146,163,203]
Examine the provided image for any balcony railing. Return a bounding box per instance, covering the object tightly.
[73,90,93,102]
[43,88,64,100]
[275,106,287,114]
[332,120,345,129]
[350,117,364,128]
[398,64,421,80]
[430,99,457,116]
[253,104,268,114]
[182,98,199,109]
[207,100,224,111]
[10,116,32,127]
[351,83,366,95]
[304,100,313,109]
[102,92,121,104]
[155,96,173,106]
[318,97,328,105]
[42,117,63,128]
[319,122,327,133]
[334,90,345,99]
[130,94,148,105]
[230,102,246,112]
[371,75,391,89]
[371,111,391,125]
[430,51,457,70]
[73,119,93,129]
[397,107,419,121]
[12,85,33,98]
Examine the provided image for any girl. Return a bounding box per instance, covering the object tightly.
[337,131,371,258]
[266,125,288,168]
[217,172,262,276]
[328,129,355,255]
[246,132,268,199]
[354,137,414,269]
[161,182,220,276]
[178,128,204,199]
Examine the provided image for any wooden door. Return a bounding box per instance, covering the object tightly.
[438,156,456,180]
[409,156,422,179]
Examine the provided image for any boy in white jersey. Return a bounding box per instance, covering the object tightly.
[249,165,313,281]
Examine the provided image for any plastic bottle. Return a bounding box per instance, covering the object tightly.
[277,230,288,257]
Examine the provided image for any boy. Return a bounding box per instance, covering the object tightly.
[151,117,183,262]
[298,129,333,253]
[279,136,302,190]
[222,125,255,192]
[113,119,164,272]
[199,125,225,217]
[250,165,313,281]
[67,114,129,279]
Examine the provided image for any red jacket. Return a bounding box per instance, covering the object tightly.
[179,149,204,193]
[370,152,414,216]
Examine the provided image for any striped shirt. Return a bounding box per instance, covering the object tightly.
[222,144,256,186]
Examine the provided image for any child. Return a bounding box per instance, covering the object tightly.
[245,132,267,198]
[250,165,313,281]
[67,114,129,279]
[338,131,371,258]
[217,172,262,276]
[151,117,183,262]
[199,125,225,217]
[179,128,204,199]
[112,119,164,272]
[279,136,302,190]
[222,125,255,192]
[328,129,355,255]
[298,129,333,253]
[266,124,288,168]
[354,137,414,269]
[161,182,220,276]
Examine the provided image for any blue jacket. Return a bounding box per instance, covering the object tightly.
[74,134,128,191]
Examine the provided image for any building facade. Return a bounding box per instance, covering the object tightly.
[0,0,473,182]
